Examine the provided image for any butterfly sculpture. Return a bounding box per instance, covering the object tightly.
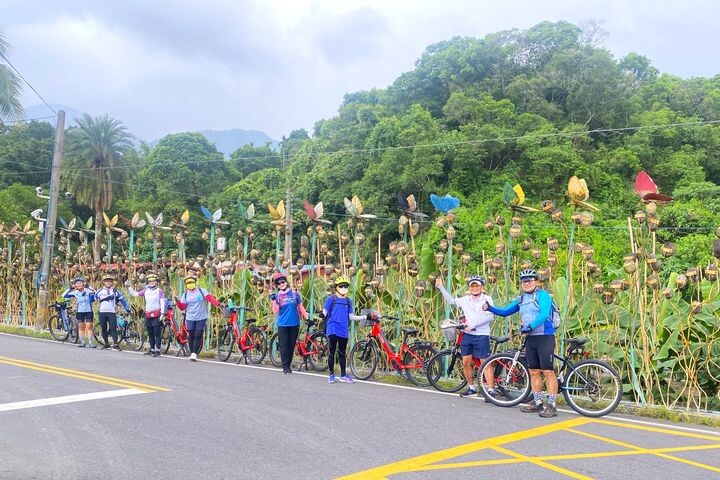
[237,202,259,222]
[397,192,428,219]
[343,195,377,219]
[267,200,291,226]
[303,200,332,224]
[430,194,460,214]
[502,183,539,212]
[634,171,672,203]
[200,206,229,225]
[567,176,599,211]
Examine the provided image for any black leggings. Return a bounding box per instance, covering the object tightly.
[188,327,205,355]
[99,312,118,345]
[328,334,348,376]
[277,325,300,371]
[145,318,162,351]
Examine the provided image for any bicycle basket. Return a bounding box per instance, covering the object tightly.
[359,317,374,327]
[221,306,232,318]
[440,319,459,342]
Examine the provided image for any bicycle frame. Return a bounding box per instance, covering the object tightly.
[364,317,428,372]
[164,303,189,346]
[226,307,265,353]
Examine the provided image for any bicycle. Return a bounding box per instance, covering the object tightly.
[268,317,329,372]
[160,301,190,357]
[48,300,79,344]
[349,313,438,387]
[425,320,510,393]
[92,310,144,351]
[479,336,623,417]
[217,304,268,364]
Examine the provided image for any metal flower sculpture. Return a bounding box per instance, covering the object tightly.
[397,192,428,219]
[145,212,170,265]
[101,212,126,268]
[343,195,377,220]
[303,200,332,225]
[567,176,599,211]
[502,183,539,213]
[634,171,672,203]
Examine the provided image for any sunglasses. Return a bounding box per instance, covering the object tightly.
[521,278,537,283]
[337,284,349,289]
[276,280,287,285]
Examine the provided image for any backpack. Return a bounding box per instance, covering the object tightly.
[519,290,562,329]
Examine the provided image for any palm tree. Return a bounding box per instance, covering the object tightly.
[0,30,24,123]
[64,114,136,261]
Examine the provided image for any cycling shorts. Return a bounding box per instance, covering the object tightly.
[460,334,490,360]
[76,311,94,323]
[525,335,555,370]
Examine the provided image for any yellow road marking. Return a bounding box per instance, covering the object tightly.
[594,418,720,441]
[0,356,170,393]
[568,428,720,473]
[337,418,591,479]
[490,444,593,480]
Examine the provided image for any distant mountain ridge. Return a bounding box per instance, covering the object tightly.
[23,104,278,156]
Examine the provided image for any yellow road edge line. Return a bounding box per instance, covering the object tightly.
[594,418,720,441]
[490,444,593,480]
[0,356,170,392]
[567,428,720,474]
[336,417,591,479]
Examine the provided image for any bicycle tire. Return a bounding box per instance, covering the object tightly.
[403,343,437,387]
[217,327,234,362]
[562,359,622,417]
[93,322,106,346]
[426,349,467,393]
[124,320,144,351]
[349,339,378,380]
[48,314,70,342]
[245,326,268,364]
[268,333,282,367]
[160,324,172,354]
[480,352,531,407]
[307,332,329,371]
[68,317,79,344]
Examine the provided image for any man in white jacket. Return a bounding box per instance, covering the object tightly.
[436,275,495,398]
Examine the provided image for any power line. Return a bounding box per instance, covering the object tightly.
[1,115,57,125]
[0,51,57,115]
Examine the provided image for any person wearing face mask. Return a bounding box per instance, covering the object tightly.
[436,275,495,398]
[270,272,309,374]
[127,273,166,357]
[96,274,131,350]
[321,276,367,384]
[482,269,558,418]
[63,277,96,348]
[174,275,222,361]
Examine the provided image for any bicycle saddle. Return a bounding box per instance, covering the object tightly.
[566,337,587,346]
[401,326,418,336]
[490,335,510,345]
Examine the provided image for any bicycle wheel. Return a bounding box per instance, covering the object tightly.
[307,332,329,371]
[403,343,437,387]
[426,349,467,393]
[217,327,234,362]
[160,324,172,354]
[562,360,622,417]
[349,339,378,380]
[93,322,106,346]
[246,327,268,364]
[48,314,70,342]
[268,333,282,367]
[480,353,531,407]
[68,318,79,344]
[124,321,144,351]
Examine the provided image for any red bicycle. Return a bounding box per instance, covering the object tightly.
[349,314,438,386]
[268,317,329,371]
[160,301,190,357]
[217,305,268,364]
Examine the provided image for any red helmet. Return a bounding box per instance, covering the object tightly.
[271,272,287,285]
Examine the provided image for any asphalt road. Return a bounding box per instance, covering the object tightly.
[1,333,719,480]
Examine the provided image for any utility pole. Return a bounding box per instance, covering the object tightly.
[36,110,65,329]
[284,189,293,264]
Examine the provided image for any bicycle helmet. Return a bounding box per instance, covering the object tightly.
[271,272,287,285]
[102,273,115,281]
[519,268,538,280]
[146,273,158,282]
[183,274,197,283]
[467,275,485,286]
[335,276,350,288]
[72,277,85,285]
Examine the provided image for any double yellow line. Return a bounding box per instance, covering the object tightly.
[0,356,170,393]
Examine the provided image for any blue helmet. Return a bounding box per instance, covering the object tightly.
[467,275,485,286]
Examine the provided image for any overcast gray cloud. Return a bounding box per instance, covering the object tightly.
[2,0,718,142]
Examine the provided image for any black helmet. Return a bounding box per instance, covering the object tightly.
[519,269,538,280]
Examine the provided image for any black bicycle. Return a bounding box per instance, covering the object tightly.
[92,311,144,351]
[48,300,79,343]
[479,337,623,417]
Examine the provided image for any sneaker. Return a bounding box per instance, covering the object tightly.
[483,390,497,403]
[152,350,160,357]
[328,374,336,383]
[112,345,121,351]
[339,375,355,384]
[77,343,86,348]
[459,387,477,398]
[101,345,110,350]
[539,404,558,418]
[520,402,544,413]
[143,350,153,356]
[86,344,96,349]
[189,353,198,362]
[282,369,290,374]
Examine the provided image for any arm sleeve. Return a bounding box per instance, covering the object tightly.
[117,292,130,311]
[175,295,187,311]
[127,287,141,297]
[529,291,552,329]
[159,290,166,314]
[487,299,520,317]
[62,289,72,299]
[204,293,221,308]
[437,284,457,305]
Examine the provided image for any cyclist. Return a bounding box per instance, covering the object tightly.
[128,273,167,357]
[270,272,309,374]
[436,275,495,398]
[96,274,131,350]
[321,276,367,384]
[483,269,558,418]
[175,275,222,361]
[62,277,96,348]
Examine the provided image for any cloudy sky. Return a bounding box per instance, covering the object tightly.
[3,0,718,141]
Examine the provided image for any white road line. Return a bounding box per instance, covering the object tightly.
[0,388,146,412]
